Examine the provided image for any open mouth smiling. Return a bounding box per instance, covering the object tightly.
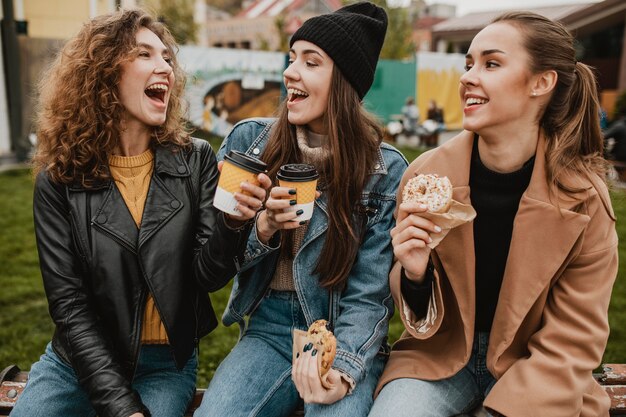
[288,88,309,102]
[145,83,168,103]
[466,97,488,107]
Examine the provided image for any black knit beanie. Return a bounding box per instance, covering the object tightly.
[289,2,387,99]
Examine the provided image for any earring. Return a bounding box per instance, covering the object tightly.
[531,91,537,97]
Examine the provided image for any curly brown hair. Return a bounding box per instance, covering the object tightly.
[33,8,190,186]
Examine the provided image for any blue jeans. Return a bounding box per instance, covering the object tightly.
[194,289,387,417]
[369,332,496,417]
[10,343,197,417]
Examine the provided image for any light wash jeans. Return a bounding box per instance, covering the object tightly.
[369,332,496,417]
[10,343,197,417]
[194,289,387,417]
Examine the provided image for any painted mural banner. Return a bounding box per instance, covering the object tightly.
[178,46,285,137]
[416,51,465,130]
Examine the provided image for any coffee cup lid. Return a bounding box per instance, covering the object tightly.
[224,150,267,173]
[277,164,319,182]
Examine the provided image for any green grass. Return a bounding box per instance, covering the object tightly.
[1,148,626,387]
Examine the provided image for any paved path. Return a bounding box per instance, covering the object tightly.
[439,129,462,145]
[0,162,28,173]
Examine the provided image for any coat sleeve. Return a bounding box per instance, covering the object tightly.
[192,141,254,292]
[33,174,148,417]
[484,189,618,417]
[389,152,445,340]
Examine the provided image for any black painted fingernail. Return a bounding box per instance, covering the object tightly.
[290,200,297,205]
[303,343,313,352]
[311,349,317,357]
[299,220,307,225]
[296,352,300,358]
[289,189,297,195]
[296,209,304,215]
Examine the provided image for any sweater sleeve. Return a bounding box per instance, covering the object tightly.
[400,263,434,319]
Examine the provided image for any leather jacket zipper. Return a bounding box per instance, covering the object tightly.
[130,287,147,379]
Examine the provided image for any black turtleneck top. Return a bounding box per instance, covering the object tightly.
[401,137,535,332]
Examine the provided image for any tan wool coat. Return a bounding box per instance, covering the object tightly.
[376,131,618,417]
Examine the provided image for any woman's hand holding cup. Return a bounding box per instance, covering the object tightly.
[225,163,272,222]
[213,151,270,227]
[256,186,306,243]
[256,164,320,244]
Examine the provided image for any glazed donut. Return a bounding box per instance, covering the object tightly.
[307,319,336,377]
[402,174,453,213]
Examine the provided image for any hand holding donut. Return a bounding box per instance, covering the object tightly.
[391,174,451,283]
[292,320,346,404]
[292,357,349,404]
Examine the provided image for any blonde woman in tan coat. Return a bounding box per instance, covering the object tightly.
[369,11,618,417]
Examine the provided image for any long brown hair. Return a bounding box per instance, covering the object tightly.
[263,66,382,289]
[33,9,190,186]
[492,12,606,193]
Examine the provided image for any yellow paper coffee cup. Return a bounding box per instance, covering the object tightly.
[214,150,267,216]
[277,164,319,221]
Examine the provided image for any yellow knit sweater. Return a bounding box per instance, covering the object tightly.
[109,149,168,344]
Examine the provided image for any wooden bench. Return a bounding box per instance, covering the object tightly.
[2,363,626,415]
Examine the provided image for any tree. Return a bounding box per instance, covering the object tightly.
[274,13,290,52]
[365,0,415,60]
[205,0,242,15]
[157,0,198,45]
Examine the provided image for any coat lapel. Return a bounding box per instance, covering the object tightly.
[489,135,591,356]
[420,131,591,359]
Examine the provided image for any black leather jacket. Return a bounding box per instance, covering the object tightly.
[32,138,251,417]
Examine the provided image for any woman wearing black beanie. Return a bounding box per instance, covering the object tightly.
[193,2,408,417]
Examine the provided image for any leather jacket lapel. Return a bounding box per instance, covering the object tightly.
[91,184,139,254]
[138,174,183,247]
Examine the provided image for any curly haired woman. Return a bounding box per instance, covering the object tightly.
[10,9,269,417]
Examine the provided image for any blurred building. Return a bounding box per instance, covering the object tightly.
[200,0,341,50]
[430,0,626,114]
[409,2,456,52]
[1,6,10,158]
[7,0,212,39]
[9,0,147,39]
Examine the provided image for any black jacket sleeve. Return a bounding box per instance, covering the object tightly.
[192,142,253,292]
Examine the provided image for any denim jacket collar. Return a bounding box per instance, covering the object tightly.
[241,120,388,176]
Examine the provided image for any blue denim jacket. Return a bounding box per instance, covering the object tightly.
[217,118,408,384]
